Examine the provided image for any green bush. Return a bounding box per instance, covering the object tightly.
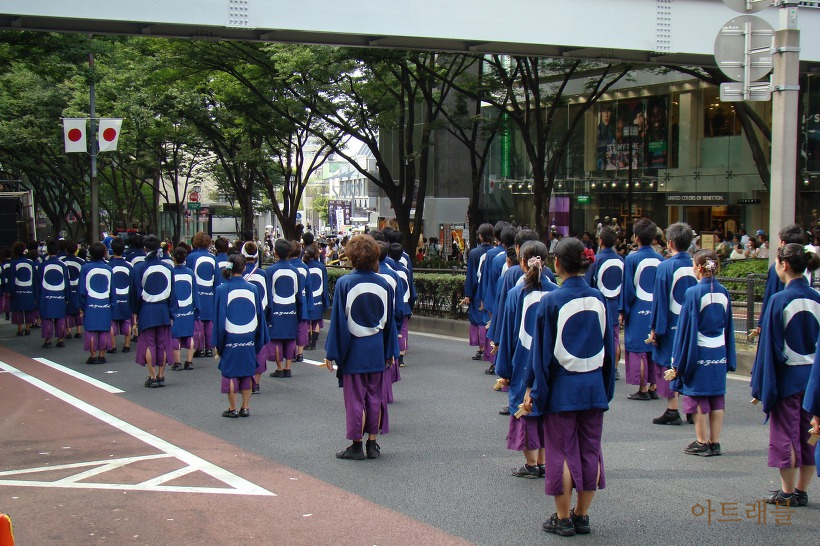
[718,259,769,301]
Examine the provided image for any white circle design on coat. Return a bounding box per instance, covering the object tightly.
[175,273,194,307]
[225,289,258,334]
[85,269,112,300]
[697,292,729,348]
[554,296,607,372]
[634,258,661,302]
[194,256,215,287]
[142,265,171,303]
[518,290,549,351]
[346,282,388,337]
[309,267,325,298]
[112,265,130,296]
[271,269,298,305]
[782,297,820,366]
[16,263,33,287]
[41,263,66,292]
[596,258,624,299]
[670,266,695,314]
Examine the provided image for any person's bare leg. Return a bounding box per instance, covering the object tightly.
[554,460,574,519]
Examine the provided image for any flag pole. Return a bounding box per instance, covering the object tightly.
[89,34,99,243]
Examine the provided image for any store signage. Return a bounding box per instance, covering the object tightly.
[665,193,728,205]
[577,195,591,204]
[187,202,201,211]
[737,198,761,204]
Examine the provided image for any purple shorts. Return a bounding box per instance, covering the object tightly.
[398,317,409,353]
[257,339,296,367]
[310,319,324,330]
[543,410,605,496]
[469,323,486,348]
[682,395,725,415]
[172,337,193,351]
[135,325,172,367]
[624,351,656,386]
[612,323,621,349]
[297,320,310,347]
[768,392,815,469]
[0,293,9,313]
[41,317,66,339]
[507,415,545,451]
[221,376,252,394]
[652,363,675,399]
[194,320,214,350]
[342,372,388,441]
[66,313,83,328]
[111,319,132,336]
[84,330,112,352]
[11,310,36,326]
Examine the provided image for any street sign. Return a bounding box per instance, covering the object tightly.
[714,15,774,82]
[720,81,772,101]
[188,191,200,203]
[721,0,772,14]
[187,202,201,211]
[577,195,591,204]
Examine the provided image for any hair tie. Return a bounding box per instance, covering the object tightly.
[527,256,542,270]
[805,244,818,255]
[704,259,717,272]
[582,248,596,263]
[225,263,233,271]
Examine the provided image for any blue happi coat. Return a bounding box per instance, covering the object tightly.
[585,247,624,331]
[391,259,415,318]
[76,261,115,332]
[7,258,38,312]
[488,264,526,342]
[186,249,219,322]
[379,260,406,333]
[620,246,663,353]
[496,275,557,416]
[464,243,492,326]
[108,257,133,321]
[37,256,69,319]
[130,255,176,330]
[171,264,199,339]
[265,260,305,340]
[62,255,84,316]
[289,257,315,320]
[242,262,268,323]
[325,269,398,380]
[214,276,269,378]
[477,245,505,315]
[305,258,330,321]
[751,278,820,418]
[651,252,697,367]
[527,276,616,415]
[669,278,736,396]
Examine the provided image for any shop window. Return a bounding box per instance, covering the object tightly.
[703,88,742,137]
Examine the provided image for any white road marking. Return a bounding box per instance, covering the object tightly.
[33,357,125,393]
[301,357,325,366]
[0,361,274,496]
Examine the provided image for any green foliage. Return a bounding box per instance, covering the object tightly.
[718,259,769,300]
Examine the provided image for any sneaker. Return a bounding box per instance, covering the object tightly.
[156,376,165,387]
[542,513,575,537]
[131,335,139,342]
[628,391,651,401]
[652,409,682,426]
[471,350,484,361]
[270,369,285,378]
[684,440,711,456]
[295,354,304,362]
[42,341,52,348]
[512,464,540,479]
[284,369,292,378]
[73,332,82,339]
[252,384,260,394]
[570,509,591,535]
[97,356,107,364]
[336,443,365,460]
[122,346,131,353]
[144,377,158,388]
[538,464,546,478]
[171,363,183,371]
[222,409,239,418]
[183,361,193,370]
[193,350,204,358]
[710,442,722,457]
[499,405,510,415]
[766,489,796,506]
[614,369,621,380]
[107,348,118,354]
[484,365,496,375]
[686,413,695,424]
[238,408,250,417]
[56,341,65,348]
[15,331,23,337]
[204,349,214,357]
[648,390,660,400]
[86,356,98,365]
[794,489,809,507]
[398,355,405,368]
[365,439,381,459]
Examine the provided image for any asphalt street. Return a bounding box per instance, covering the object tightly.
[1,319,816,545]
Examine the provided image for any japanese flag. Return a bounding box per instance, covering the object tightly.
[63,118,87,153]
[98,118,123,152]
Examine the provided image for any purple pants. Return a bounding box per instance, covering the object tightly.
[483,335,496,363]
[297,320,310,347]
[342,372,388,441]
[682,395,725,415]
[469,323,486,348]
[507,415,545,451]
[384,370,395,404]
[652,363,675,399]
[41,317,66,339]
[769,392,815,469]
[66,314,83,328]
[172,337,193,352]
[84,330,112,352]
[624,351,656,386]
[543,409,605,496]
[11,310,36,326]
[111,319,132,336]
[135,325,172,367]
[310,319,324,330]
[221,376,252,394]
[193,320,214,350]
[398,317,409,353]
[257,339,296,367]
[0,293,9,313]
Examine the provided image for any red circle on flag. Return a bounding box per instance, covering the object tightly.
[68,128,83,142]
[103,127,118,142]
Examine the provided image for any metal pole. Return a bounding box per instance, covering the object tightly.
[88,36,99,243]
[769,1,800,261]
[627,135,633,238]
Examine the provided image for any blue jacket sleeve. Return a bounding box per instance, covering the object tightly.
[495,291,519,380]
[803,332,820,416]
[669,293,697,392]
[651,266,671,336]
[527,300,554,414]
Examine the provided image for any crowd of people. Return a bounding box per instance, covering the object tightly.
[463,218,820,537]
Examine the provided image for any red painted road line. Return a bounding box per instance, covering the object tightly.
[0,346,472,545]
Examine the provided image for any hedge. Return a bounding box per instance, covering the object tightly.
[718,259,770,301]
